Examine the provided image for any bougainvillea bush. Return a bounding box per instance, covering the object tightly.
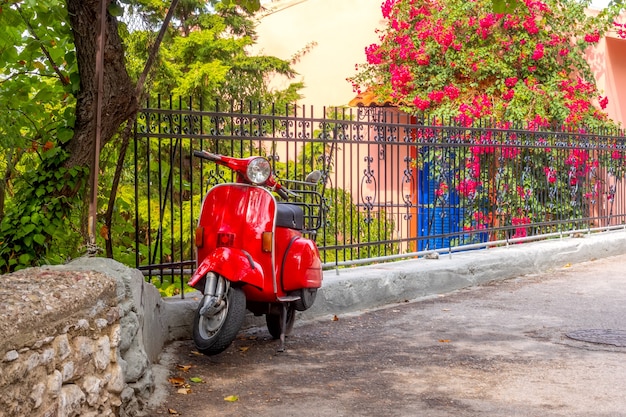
[350,0,626,241]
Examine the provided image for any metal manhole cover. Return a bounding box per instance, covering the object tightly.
[566,329,626,347]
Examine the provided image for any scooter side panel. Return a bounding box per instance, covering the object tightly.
[194,184,276,290]
[280,236,323,291]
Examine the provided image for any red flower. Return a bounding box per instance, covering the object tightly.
[505,77,518,88]
[543,167,557,184]
[412,96,430,111]
[584,32,600,43]
[365,44,383,65]
[428,90,445,103]
[523,16,539,34]
[503,89,515,101]
[531,43,544,60]
[381,0,397,19]
[599,95,609,109]
[444,84,460,99]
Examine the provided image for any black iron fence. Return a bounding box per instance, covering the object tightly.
[131,97,626,295]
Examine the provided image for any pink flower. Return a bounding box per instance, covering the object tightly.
[412,96,430,111]
[544,167,557,183]
[523,16,539,34]
[435,182,449,197]
[458,178,480,197]
[584,32,600,43]
[505,77,518,88]
[503,89,515,101]
[559,48,569,56]
[390,63,413,94]
[511,216,530,238]
[428,90,445,103]
[599,95,609,109]
[444,84,460,99]
[381,0,397,19]
[531,43,544,60]
[502,146,520,158]
[365,44,383,65]
[416,53,430,66]
[479,14,497,28]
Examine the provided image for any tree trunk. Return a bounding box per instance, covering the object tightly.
[64,0,137,170]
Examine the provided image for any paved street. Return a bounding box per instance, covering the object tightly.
[152,253,626,417]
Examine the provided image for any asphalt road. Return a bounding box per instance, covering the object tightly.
[150,253,626,417]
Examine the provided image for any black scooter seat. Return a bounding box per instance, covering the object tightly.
[276,204,304,230]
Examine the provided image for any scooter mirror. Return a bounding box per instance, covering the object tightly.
[305,170,322,184]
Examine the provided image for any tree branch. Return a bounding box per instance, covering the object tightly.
[15,5,69,86]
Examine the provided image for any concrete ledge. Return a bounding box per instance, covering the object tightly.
[162,230,626,340]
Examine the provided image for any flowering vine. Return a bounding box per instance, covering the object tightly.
[350,0,626,242]
[350,0,624,129]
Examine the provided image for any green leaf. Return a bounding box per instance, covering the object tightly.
[493,0,518,13]
[18,253,32,265]
[189,377,204,383]
[108,3,124,17]
[22,224,36,235]
[33,234,46,245]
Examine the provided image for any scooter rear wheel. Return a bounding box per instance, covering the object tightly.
[293,288,317,311]
[193,285,246,355]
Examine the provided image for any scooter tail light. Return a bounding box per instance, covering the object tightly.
[217,232,235,247]
[262,232,273,252]
[195,227,204,248]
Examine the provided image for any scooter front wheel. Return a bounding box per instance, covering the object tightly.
[193,286,246,355]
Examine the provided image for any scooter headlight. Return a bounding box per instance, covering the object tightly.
[246,157,271,185]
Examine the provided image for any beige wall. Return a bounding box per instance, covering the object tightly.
[254,0,384,107]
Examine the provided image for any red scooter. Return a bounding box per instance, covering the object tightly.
[189,150,325,355]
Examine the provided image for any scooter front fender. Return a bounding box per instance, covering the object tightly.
[190,247,265,292]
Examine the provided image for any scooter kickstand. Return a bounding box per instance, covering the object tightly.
[277,303,288,353]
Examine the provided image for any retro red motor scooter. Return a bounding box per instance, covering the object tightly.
[189,150,325,355]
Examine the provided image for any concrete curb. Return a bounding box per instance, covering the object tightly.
[163,230,626,340]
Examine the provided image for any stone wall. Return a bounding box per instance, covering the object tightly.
[0,258,167,417]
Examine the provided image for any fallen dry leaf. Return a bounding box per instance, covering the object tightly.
[564,263,572,268]
[190,350,203,356]
[176,364,192,372]
[177,387,192,395]
[439,339,451,343]
[168,408,180,415]
[239,346,250,353]
[224,395,239,402]
[332,315,339,321]
[168,377,186,387]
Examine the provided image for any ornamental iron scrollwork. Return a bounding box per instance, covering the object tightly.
[361,155,376,223]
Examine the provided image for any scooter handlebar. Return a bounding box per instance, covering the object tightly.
[275,186,290,200]
[193,150,221,161]
[275,184,301,200]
